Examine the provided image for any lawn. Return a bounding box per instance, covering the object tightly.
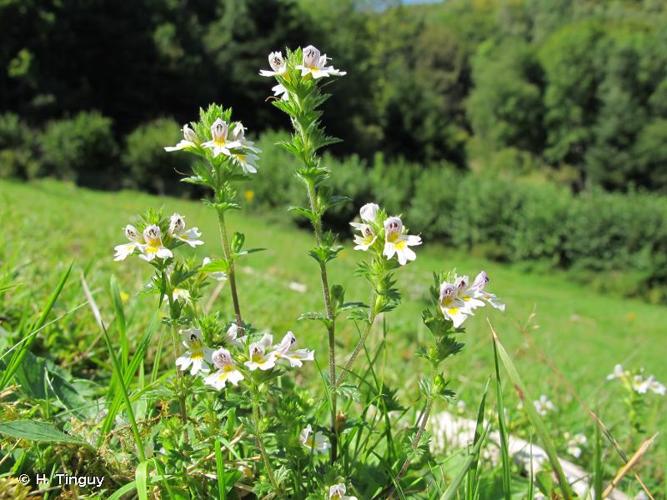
[1,179,666,494]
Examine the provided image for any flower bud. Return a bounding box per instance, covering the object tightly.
[182,124,197,143]
[360,203,379,222]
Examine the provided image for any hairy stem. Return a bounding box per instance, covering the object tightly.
[216,208,243,329]
[389,397,434,497]
[252,397,280,492]
[336,304,378,388]
[305,178,338,463]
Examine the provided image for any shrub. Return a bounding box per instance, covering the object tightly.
[39,111,118,188]
[369,153,422,214]
[324,153,373,231]
[0,113,40,179]
[123,118,191,195]
[407,164,460,242]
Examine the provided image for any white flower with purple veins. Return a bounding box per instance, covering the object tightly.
[176,328,213,376]
[299,424,330,454]
[329,483,358,500]
[204,348,244,390]
[228,122,260,174]
[296,45,346,79]
[114,224,145,261]
[259,51,287,77]
[139,225,173,261]
[470,271,506,311]
[202,257,227,281]
[273,331,314,367]
[168,213,203,247]
[533,395,556,416]
[164,124,198,152]
[565,433,587,458]
[244,333,277,371]
[438,275,484,327]
[202,118,241,158]
[382,216,422,265]
[350,222,376,251]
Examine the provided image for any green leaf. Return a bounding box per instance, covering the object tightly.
[200,259,229,274]
[136,460,150,500]
[288,205,316,223]
[0,420,85,445]
[231,232,245,254]
[491,325,574,500]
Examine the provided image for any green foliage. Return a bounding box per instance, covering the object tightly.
[123,118,191,195]
[0,112,40,178]
[39,111,118,188]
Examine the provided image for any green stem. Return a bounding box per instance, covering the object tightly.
[251,396,280,492]
[216,207,243,329]
[336,304,378,388]
[305,178,338,463]
[170,323,188,431]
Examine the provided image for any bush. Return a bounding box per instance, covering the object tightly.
[123,118,191,195]
[248,130,301,209]
[407,164,460,242]
[0,113,40,179]
[369,153,422,214]
[324,153,373,231]
[39,111,118,188]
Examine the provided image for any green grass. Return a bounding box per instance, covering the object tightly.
[2,179,666,493]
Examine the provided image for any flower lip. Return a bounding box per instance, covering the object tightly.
[302,45,321,67]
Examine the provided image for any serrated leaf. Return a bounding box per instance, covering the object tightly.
[200,259,229,274]
[0,420,85,445]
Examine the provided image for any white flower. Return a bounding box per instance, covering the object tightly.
[229,122,260,153]
[168,213,204,247]
[244,334,277,371]
[606,364,628,381]
[470,271,506,311]
[382,216,421,265]
[164,124,198,152]
[329,483,357,500]
[350,222,376,251]
[438,275,484,327]
[359,203,379,222]
[232,152,260,174]
[533,395,556,416]
[169,287,191,303]
[227,122,260,174]
[273,331,314,367]
[259,51,287,77]
[299,424,330,454]
[633,374,666,395]
[114,224,145,261]
[139,225,173,261]
[204,348,244,390]
[176,328,213,376]
[566,433,587,458]
[296,45,346,79]
[225,323,245,347]
[202,118,241,158]
[202,257,227,281]
[272,83,289,101]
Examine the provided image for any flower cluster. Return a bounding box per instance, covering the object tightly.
[175,326,315,391]
[164,109,260,176]
[260,46,346,102]
[606,364,666,395]
[113,213,203,262]
[350,202,422,266]
[438,271,505,327]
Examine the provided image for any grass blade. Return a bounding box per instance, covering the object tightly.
[593,419,602,500]
[489,320,574,500]
[136,459,150,500]
[466,378,490,500]
[602,433,658,498]
[441,425,489,500]
[81,274,146,462]
[215,438,227,500]
[491,329,511,500]
[0,263,72,390]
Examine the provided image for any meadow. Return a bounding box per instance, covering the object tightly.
[1,178,665,497]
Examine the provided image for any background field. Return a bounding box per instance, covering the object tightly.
[2,179,666,492]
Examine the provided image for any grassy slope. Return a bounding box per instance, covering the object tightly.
[2,179,666,473]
